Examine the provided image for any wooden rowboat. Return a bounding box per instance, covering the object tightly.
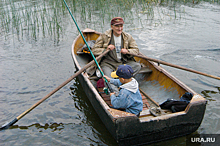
[71,28,207,145]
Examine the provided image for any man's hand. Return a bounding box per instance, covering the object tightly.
[121,48,128,54]
[107,44,115,50]
[110,92,115,96]
[103,75,110,82]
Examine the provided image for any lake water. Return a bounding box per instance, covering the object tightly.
[0,0,220,145]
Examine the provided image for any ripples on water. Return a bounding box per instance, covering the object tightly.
[0,0,220,145]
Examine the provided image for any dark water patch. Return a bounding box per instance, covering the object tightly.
[217,87,220,93]
[192,78,219,88]
[201,87,220,99]
[201,91,218,101]
[9,122,64,131]
[0,88,47,97]
[69,77,118,145]
[16,89,47,95]
[204,48,220,52]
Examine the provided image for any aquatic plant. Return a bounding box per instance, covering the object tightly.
[0,0,218,44]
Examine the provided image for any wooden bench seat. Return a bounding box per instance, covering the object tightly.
[89,66,152,80]
[138,66,152,74]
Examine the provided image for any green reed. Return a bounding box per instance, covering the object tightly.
[0,0,218,44]
[0,0,64,44]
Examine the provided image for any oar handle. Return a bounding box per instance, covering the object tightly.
[128,52,220,80]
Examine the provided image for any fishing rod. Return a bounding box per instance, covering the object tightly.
[63,0,113,93]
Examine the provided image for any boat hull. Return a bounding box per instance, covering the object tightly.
[72,28,207,145]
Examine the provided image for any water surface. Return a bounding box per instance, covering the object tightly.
[0,0,220,145]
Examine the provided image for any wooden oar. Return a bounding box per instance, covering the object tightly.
[127,52,220,80]
[0,50,109,131]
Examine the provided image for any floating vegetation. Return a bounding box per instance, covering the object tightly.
[201,87,220,101]
[10,122,64,131]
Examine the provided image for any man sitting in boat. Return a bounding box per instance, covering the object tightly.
[91,17,141,95]
[104,64,143,117]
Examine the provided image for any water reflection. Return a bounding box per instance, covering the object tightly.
[69,77,118,145]
[201,87,220,101]
[10,122,64,131]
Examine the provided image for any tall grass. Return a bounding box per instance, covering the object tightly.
[0,0,64,44]
[0,0,219,44]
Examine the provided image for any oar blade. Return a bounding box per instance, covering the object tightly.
[0,118,18,131]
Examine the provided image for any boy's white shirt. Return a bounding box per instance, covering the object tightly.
[119,78,139,93]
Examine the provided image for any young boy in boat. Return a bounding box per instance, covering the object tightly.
[104,64,143,117]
